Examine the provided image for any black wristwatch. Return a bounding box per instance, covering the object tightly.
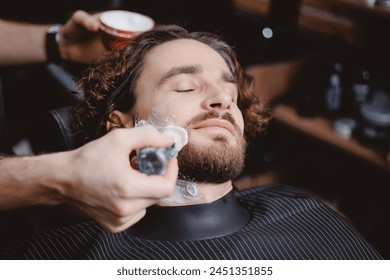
[46,24,63,63]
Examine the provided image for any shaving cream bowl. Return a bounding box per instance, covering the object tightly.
[99,10,155,51]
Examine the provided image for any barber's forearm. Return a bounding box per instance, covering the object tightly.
[0,153,68,210]
[0,20,49,66]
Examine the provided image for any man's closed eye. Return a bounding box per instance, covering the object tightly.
[176,89,195,92]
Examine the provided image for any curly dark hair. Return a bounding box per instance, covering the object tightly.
[72,24,271,143]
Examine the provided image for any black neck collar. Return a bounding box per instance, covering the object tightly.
[127,190,250,241]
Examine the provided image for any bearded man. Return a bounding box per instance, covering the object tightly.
[1,25,381,260]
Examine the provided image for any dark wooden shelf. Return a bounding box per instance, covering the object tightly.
[234,0,390,45]
[323,0,390,19]
[273,104,390,171]
[234,0,390,19]
[244,54,390,173]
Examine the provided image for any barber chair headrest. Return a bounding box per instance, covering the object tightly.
[29,106,82,153]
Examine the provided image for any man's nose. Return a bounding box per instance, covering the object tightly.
[202,86,232,111]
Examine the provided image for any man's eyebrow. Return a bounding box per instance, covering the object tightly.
[158,65,203,87]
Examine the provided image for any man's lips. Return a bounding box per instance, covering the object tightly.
[191,119,235,135]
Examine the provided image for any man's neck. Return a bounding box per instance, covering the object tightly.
[157,180,233,206]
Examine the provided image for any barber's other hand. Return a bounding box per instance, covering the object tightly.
[62,126,178,233]
[59,10,106,64]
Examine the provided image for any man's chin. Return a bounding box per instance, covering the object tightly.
[177,138,246,184]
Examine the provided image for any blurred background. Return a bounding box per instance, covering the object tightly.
[0,0,389,258]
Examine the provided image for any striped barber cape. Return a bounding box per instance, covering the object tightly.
[0,184,382,260]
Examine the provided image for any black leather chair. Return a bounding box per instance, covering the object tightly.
[28,106,82,153]
[26,63,83,153]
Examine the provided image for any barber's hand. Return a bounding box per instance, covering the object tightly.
[59,10,106,64]
[64,126,179,232]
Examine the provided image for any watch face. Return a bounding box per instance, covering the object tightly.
[48,24,62,34]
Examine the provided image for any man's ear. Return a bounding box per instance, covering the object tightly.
[106,110,134,131]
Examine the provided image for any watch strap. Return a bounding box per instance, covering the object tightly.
[46,24,62,63]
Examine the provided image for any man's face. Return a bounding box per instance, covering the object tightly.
[133,39,246,183]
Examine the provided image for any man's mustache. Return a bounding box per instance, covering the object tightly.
[184,111,241,134]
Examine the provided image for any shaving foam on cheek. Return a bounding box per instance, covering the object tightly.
[135,116,201,203]
[135,121,188,175]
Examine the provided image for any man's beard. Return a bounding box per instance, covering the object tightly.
[177,111,247,184]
